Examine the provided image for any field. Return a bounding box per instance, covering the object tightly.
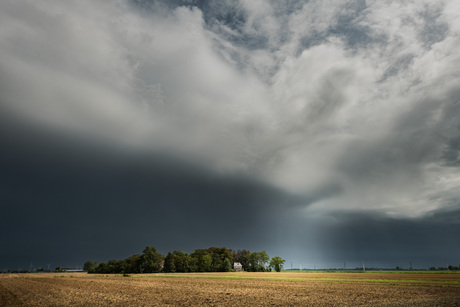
[1,271,460,306]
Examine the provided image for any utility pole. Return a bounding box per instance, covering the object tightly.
[362,261,365,272]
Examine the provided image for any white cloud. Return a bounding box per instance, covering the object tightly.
[1,0,460,218]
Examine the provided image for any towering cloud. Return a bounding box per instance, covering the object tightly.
[1,0,459,268]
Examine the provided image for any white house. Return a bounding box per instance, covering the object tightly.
[233,262,243,271]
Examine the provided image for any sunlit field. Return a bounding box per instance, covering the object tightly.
[1,271,460,306]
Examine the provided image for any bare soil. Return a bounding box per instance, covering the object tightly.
[1,272,460,306]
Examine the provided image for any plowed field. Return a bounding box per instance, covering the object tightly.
[1,272,460,306]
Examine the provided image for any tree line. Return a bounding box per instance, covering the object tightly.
[84,246,286,274]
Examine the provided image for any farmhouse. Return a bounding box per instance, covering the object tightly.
[233,262,243,271]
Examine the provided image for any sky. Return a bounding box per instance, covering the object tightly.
[1,0,460,270]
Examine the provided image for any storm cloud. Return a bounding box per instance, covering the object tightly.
[1,0,460,269]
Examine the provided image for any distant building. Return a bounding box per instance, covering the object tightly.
[64,268,84,272]
[233,262,243,271]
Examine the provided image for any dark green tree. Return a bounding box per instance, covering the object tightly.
[83,261,97,273]
[173,251,189,272]
[80,246,283,275]
[190,249,212,272]
[140,246,164,273]
[269,256,286,272]
[207,247,233,272]
[124,254,142,273]
[163,252,176,273]
[211,253,223,272]
[222,258,232,272]
[249,251,270,272]
[248,253,257,272]
[94,262,108,273]
[233,249,251,271]
[259,251,270,271]
[188,256,198,272]
[107,259,125,274]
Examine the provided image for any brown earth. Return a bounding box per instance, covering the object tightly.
[1,272,460,306]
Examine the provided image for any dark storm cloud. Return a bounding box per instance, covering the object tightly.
[269,207,460,269]
[0,119,296,267]
[1,0,460,269]
[442,132,460,167]
[321,208,460,267]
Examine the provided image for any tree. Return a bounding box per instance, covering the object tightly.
[249,251,270,272]
[222,258,232,272]
[83,261,97,273]
[163,252,176,273]
[94,262,108,273]
[269,256,286,272]
[211,253,223,272]
[107,259,124,274]
[259,251,270,271]
[248,252,258,272]
[140,246,164,273]
[124,254,141,273]
[233,249,251,271]
[207,247,233,272]
[200,254,213,272]
[188,256,198,272]
[173,251,189,272]
[80,246,285,274]
[190,249,212,272]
